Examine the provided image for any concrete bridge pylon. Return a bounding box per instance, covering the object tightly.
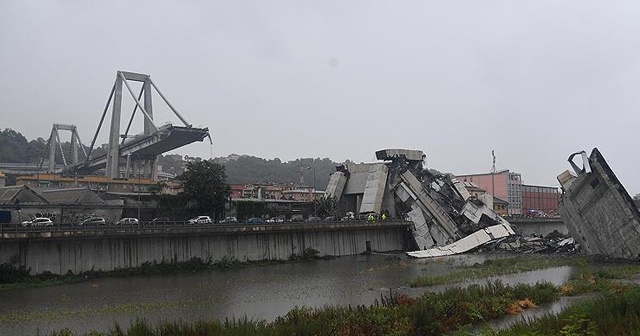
[72,70,210,181]
[47,124,86,172]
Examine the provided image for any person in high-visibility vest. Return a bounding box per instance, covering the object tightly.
[367,213,374,222]
[381,213,387,221]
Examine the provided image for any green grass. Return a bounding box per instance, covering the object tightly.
[0,298,203,324]
[410,254,589,287]
[469,283,640,336]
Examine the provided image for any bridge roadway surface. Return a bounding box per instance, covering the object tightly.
[0,220,412,240]
[0,218,566,238]
[0,162,56,175]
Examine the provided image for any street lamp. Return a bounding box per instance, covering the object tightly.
[137,163,141,221]
[306,166,316,191]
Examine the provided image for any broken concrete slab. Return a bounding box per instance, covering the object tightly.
[375,149,425,162]
[326,148,515,258]
[558,148,640,259]
[495,235,578,255]
[325,171,347,202]
[359,164,389,214]
[407,223,514,258]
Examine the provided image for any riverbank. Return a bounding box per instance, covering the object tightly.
[44,262,640,336]
[410,253,589,287]
[4,252,640,335]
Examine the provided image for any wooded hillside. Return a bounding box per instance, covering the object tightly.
[0,128,349,190]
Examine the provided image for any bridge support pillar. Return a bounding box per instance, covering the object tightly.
[106,75,123,179]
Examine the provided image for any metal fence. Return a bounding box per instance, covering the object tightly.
[0,217,410,234]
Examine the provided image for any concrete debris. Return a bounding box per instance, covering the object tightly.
[326,149,515,258]
[409,230,580,257]
[557,148,640,260]
[492,235,579,254]
[407,223,514,258]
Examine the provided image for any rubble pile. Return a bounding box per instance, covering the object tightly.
[325,149,515,258]
[325,147,640,260]
[488,235,579,255]
[325,147,640,259]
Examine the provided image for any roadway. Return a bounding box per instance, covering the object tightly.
[0,219,412,239]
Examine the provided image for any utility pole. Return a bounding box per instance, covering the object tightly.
[299,166,305,185]
[36,158,44,187]
[491,150,496,197]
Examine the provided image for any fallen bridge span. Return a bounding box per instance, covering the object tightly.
[557,148,640,259]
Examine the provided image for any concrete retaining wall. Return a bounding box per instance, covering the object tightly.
[511,219,568,237]
[0,223,411,274]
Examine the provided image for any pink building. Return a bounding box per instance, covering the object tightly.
[456,170,523,215]
[522,185,560,217]
[228,182,323,202]
[228,184,245,199]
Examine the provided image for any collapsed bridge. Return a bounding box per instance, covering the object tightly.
[47,71,210,180]
[558,148,640,260]
[325,149,515,257]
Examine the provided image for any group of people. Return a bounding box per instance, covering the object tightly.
[366,212,387,222]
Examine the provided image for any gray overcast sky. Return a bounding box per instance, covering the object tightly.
[1,1,639,193]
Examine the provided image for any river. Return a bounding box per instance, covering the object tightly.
[0,253,576,335]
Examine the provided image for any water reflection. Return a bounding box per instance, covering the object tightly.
[0,253,577,335]
[477,294,593,334]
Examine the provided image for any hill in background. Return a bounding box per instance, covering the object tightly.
[0,127,348,190]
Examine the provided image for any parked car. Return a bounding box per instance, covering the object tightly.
[306,216,322,222]
[79,217,106,226]
[117,218,139,225]
[246,217,263,225]
[343,212,355,221]
[188,216,212,224]
[220,216,238,224]
[22,217,53,227]
[150,217,170,225]
[288,216,305,223]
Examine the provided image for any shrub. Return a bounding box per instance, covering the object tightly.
[0,261,30,283]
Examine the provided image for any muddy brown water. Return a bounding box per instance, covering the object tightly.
[0,253,577,335]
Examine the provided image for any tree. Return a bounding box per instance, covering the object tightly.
[179,160,230,218]
[0,128,47,163]
[158,154,185,175]
[219,155,338,189]
[148,181,167,195]
[235,201,268,221]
